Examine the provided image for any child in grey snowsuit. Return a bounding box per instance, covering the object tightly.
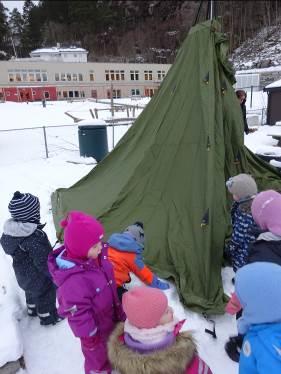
[0,191,62,326]
[224,174,259,272]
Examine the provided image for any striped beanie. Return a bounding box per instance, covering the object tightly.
[8,191,40,224]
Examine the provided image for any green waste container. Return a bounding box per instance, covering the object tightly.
[78,121,108,162]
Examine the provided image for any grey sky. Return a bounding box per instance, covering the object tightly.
[2,1,39,14]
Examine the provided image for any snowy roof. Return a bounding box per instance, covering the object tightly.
[31,47,88,55]
[265,78,281,89]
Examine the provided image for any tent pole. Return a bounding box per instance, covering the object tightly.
[210,0,214,20]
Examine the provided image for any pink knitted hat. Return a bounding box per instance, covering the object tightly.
[122,286,168,329]
[251,190,281,236]
[60,211,104,259]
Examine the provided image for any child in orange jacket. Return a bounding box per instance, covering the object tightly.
[107,222,169,300]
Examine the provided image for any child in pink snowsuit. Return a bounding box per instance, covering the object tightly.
[108,286,213,374]
[48,211,125,374]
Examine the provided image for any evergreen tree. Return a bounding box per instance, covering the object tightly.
[0,1,9,59]
[9,8,24,57]
[21,0,43,56]
[9,8,24,38]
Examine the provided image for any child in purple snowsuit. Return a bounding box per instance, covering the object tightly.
[48,211,125,374]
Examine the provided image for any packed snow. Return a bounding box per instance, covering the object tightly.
[0,94,279,374]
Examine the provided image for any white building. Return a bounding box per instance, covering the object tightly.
[29,45,88,63]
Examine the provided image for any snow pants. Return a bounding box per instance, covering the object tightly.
[81,338,111,374]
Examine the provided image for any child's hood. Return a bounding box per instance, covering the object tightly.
[48,246,85,287]
[108,233,143,254]
[236,262,281,334]
[247,323,281,363]
[1,219,38,255]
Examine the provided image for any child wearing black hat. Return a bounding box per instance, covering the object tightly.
[0,191,62,326]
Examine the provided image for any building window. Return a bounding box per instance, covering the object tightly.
[67,73,71,81]
[91,90,97,99]
[22,73,28,81]
[55,73,60,81]
[36,73,41,81]
[112,89,121,99]
[8,73,14,82]
[157,70,165,80]
[61,73,66,81]
[72,73,77,81]
[145,88,157,97]
[78,73,83,81]
[105,70,125,81]
[90,73,94,81]
[69,91,74,98]
[44,91,50,99]
[144,70,153,80]
[16,73,22,82]
[63,91,68,98]
[57,91,61,97]
[80,91,85,98]
[29,73,35,81]
[74,91,79,98]
[131,88,140,96]
[130,70,139,81]
[32,91,36,96]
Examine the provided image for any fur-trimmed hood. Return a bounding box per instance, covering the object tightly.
[108,323,196,374]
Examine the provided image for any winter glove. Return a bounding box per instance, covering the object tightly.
[81,334,101,350]
[151,276,170,290]
[225,293,242,315]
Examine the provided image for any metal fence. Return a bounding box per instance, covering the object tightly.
[0,121,133,165]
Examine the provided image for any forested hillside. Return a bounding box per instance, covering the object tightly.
[1,0,281,63]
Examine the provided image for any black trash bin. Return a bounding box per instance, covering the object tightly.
[78,122,108,162]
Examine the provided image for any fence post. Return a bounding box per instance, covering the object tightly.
[250,85,253,108]
[126,107,129,117]
[133,107,136,117]
[94,108,98,118]
[42,126,49,158]
[112,124,115,148]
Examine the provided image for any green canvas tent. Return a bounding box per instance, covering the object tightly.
[51,20,281,314]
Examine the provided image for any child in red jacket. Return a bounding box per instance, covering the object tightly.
[107,222,169,300]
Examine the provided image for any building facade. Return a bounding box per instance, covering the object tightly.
[0,61,171,102]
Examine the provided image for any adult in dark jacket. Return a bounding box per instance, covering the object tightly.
[0,191,62,325]
[236,90,250,135]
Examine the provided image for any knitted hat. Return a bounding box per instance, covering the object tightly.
[60,211,104,259]
[123,221,145,247]
[8,191,40,223]
[122,286,168,329]
[226,174,257,200]
[251,190,281,235]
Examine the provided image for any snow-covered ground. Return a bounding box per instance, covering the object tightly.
[0,95,279,374]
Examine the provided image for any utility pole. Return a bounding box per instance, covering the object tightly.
[110,82,114,117]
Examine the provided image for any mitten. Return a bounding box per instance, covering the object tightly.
[225,293,242,315]
[151,276,170,290]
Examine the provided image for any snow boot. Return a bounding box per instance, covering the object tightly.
[39,309,64,326]
[225,335,244,363]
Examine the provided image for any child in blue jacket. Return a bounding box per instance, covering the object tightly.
[225,174,259,272]
[236,262,281,373]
